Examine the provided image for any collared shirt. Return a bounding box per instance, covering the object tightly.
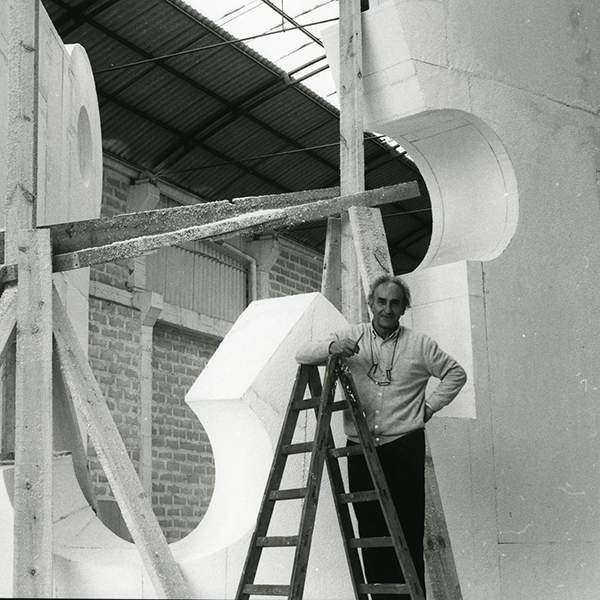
[295,322,467,445]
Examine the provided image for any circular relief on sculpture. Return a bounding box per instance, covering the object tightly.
[77,106,93,187]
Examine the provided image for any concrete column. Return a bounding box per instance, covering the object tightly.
[126,179,160,293]
[245,237,279,300]
[133,291,163,499]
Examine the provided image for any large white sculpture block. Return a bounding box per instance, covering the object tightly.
[0,293,353,598]
[184,292,351,599]
[324,2,600,598]
[0,4,103,230]
[322,5,519,270]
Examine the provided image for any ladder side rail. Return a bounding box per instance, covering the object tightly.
[336,362,426,600]
[306,362,368,600]
[235,365,312,600]
[288,360,338,599]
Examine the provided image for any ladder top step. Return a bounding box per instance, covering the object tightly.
[349,536,393,548]
[243,584,291,596]
[358,583,410,595]
[256,536,299,547]
[329,445,363,458]
[281,442,313,455]
[269,487,307,501]
[338,490,378,503]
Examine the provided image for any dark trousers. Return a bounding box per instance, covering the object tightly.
[347,430,426,599]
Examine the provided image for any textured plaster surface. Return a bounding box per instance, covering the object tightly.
[321,1,600,598]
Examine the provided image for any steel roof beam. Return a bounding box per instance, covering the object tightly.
[97,88,291,195]
[51,0,340,182]
[259,0,324,47]
[54,0,123,36]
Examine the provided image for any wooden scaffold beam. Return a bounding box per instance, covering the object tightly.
[323,2,464,599]
[52,289,190,599]
[6,0,54,596]
[0,182,419,286]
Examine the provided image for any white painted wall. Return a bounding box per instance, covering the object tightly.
[323,2,600,598]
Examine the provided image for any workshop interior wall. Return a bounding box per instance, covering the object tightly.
[86,161,325,544]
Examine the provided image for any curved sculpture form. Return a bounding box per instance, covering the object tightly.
[0,293,351,598]
[322,3,519,271]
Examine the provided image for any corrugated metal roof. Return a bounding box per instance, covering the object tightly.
[41,0,431,272]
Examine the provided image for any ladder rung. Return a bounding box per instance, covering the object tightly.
[290,399,347,412]
[291,397,320,410]
[330,400,347,411]
[338,490,378,503]
[281,442,313,455]
[243,584,291,596]
[269,487,307,500]
[349,536,393,548]
[329,445,363,458]
[358,583,410,595]
[256,536,299,547]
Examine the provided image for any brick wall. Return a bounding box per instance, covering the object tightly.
[86,162,325,544]
[87,297,141,499]
[91,167,132,290]
[151,323,217,542]
[268,238,323,297]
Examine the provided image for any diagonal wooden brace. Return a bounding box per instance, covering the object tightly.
[0,182,419,287]
[52,286,190,599]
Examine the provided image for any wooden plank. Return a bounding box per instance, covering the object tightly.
[268,488,307,501]
[280,442,314,455]
[339,0,366,322]
[49,185,341,255]
[338,490,378,503]
[13,230,53,598]
[358,583,410,595]
[52,287,190,599]
[424,437,464,599]
[328,444,363,458]
[0,181,418,260]
[338,0,393,319]
[0,183,419,286]
[52,351,97,512]
[256,536,299,547]
[243,584,291,596]
[5,0,37,263]
[349,537,393,548]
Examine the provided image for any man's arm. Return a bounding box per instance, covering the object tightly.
[295,325,364,365]
[421,336,467,414]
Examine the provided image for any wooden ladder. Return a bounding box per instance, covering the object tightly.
[235,356,425,600]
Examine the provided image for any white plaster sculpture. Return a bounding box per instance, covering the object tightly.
[323,5,519,421]
[323,2,600,598]
[0,292,352,598]
[1,3,103,349]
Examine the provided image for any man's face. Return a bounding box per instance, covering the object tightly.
[369,282,405,334]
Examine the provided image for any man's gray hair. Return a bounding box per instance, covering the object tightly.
[367,274,412,310]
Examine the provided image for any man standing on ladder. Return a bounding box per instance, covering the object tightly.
[296,275,467,598]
